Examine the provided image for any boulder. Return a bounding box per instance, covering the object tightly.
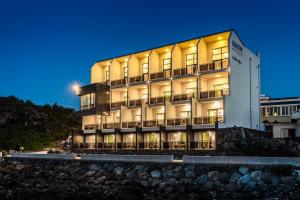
[238,174,251,184]
[243,181,256,191]
[150,170,161,178]
[200,182,213,192]
[230,172,241,183]
[238,166,249,175]
[196,174,208,185]
[208,171,219,182]
[251,171,261,181]
[94,176,106,184]
[113,167,124,176]
[219,172,230,182]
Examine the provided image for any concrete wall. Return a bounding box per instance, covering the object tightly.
[172,44,182,69]
[198,39,207,64]
[221,31,260,130]
[149,50,159,73]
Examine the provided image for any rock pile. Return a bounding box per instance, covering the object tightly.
[0,158,300,199]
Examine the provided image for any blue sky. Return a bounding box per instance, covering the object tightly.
[0,0,299,109]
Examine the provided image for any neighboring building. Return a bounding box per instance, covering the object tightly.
[72,29,260,151]
[260,95,300,138]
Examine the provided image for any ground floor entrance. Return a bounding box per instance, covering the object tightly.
[72,129,216,151]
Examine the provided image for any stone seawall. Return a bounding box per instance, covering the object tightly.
[1,158,300,199]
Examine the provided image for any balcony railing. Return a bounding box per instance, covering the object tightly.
[80,104,95,111]
[150,69,171,80]
[84,143,96,149]
[189,140,215,150]
[111,101,127,110]
[173,65,197,76]
[110,78,127,87]
[150,96,169,105]
[199,58,229,72]
[103,122,120,129]
[199,89,228,99]
[173,93,195,102]
[83,124,98,130]
[121,121,140,128]
[117,142,136,149]
[139,142,159,149]
[129,74,149,84]
[129,99,142,107]
[166,118,191,126]
[193,116,224,125]
[162,142,186,150]
[103,142,115,149]
[142,119,165,127]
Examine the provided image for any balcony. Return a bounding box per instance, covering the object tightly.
[84,124,98,130]
[139,142,159,149]
[80,104,95,111]
[103,122,120,129]
[199,89,228,100]
[117,142,136,149]
[142,119,165,127]
[111,101,127,110]
[150,96,168,105]
[84,143,96,149]
[162,142,186,150]
[111,78,127,87]
[173,93,195,102]
[129,75,148,84]
[199,58,228,73]
[189,140,215,150]
[121,121,140,128]
[150,69,171,80]
[173,65,197,77]
[97,142,115,149]
[129,99,142,107]
[166,118,191,126]
[193,116,223,125]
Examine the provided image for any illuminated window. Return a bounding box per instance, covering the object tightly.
[186,53,197,67]
[80,93,95,110]
[212,46,228,61]
[163,58,171,70]
[142,63,148,74]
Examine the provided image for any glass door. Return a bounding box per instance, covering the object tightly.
[208,109,218,124]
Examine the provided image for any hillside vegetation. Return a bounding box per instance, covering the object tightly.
[0,96,81,151]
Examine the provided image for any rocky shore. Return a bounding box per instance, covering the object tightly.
[0,158,300,199]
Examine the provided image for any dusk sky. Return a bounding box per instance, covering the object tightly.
[0,0,299,109]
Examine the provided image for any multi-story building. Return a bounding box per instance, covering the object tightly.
[260,95,300,138]
[72,29,260,151]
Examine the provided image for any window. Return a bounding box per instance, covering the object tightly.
[186,53,197,67]
[273,107,280,116]
[179,111,191,119]
[80,93,95,110]
[163,58,171,70]
[142,63,148,74]
[212,46,228,61]
[282,106,289,116]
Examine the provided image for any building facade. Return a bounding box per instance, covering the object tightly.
[73,29,260,151]
[261,95,300,138]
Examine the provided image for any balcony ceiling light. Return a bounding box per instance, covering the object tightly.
[218,36,222,40]
[216,74,221,78]
[145,53,149,57]
[189,43,194,47]
[165,48,170,52]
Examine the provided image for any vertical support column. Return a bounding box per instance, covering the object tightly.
[83,134,86,149]
[159,126,162,150]
[186,126,190,151]
[215,121,219,151]
[114,132,117,150]
[136,127,139,150]
[95,133,98,149]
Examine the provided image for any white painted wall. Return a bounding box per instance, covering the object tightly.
[220,31,260,130]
